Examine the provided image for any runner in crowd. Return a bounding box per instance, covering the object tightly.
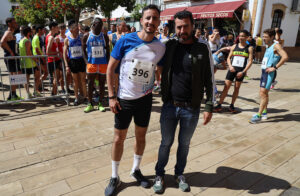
[0,17,21,100]
[255,33,263,63]
[32,25,48,85]
[153,10,213,194]
[158,23,170,44]
[214,30,253,113]
[250,29,288,123]
[244,34,256,80]
[108,24,116,35]
[63,19,87,106]
[109,21,127,49]
[46,21,60,96]
[131,26,136,32]
[208,28,221,53]
[19,26,41,98]
[83,17,109,113]
[104,5,165,196]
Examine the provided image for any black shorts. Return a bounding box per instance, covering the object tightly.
[69,58,86,73]
[115,93,153,129]
[256,46,262,52]
[225,67,245,82]
[48,60,62,74]
[21,66,38,75]
[4,57,20,73]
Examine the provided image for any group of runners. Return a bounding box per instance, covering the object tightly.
[1,4,289,195]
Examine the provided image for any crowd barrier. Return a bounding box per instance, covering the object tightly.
[0,55,70,105]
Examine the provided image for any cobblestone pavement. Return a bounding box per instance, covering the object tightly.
[1,49,300,195]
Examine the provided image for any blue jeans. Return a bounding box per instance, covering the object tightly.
[155,102,200,176]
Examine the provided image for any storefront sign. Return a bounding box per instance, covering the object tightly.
[197,12,233,19]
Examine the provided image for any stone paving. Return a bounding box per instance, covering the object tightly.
[0,50,300,196]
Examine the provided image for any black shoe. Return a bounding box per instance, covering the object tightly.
[229,104,237,113]
[67,88,74,94]
[213,104,222,112]
[130,169,151,188]
[73,99,79,106]
[105,177,121,196]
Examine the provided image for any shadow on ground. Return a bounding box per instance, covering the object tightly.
[113,166,291,195]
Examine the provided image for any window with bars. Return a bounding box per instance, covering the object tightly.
[271,9,283,28]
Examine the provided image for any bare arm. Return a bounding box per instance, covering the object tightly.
[107,56,121,113]
[242,46,253,73]
[0,32,14,55]
[82,33,89,60]
[274,44,288,69]
[63,38,69,68]
[226,44,235,72]
[46,36,58,56]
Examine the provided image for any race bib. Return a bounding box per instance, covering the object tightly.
[70,46,82,58]
[232,56,245,68]
[128,59,155,84]
[210,44,217,51]
[92,46,104,58]
[261,57,268,69]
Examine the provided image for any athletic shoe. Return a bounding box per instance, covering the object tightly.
[262,112,268,120]
[250,114,261,124]
[153,175,164,194]
[153,86,161,93]
[244,75,250,80]
[130,169,150,188]
[34,92,42,97]
[67,88,74,94]
[104,177,121,196]
[73,99,79,106]
[84,103,93,113]
[26,93,33,99]
[98,102,106,112]
[95,79,99,87]
[229,104,237,113]
[175,175,190,192]
[213,104,222,112]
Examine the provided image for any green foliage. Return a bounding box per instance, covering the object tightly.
[131,3,146,21]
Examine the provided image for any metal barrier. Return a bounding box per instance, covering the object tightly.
[0,55,70,105]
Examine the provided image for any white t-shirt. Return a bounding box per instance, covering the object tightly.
[111,32,165,100]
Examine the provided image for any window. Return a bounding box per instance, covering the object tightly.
[271,9,283,28]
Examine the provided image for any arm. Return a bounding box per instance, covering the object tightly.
[242,46,253,73]
[63,38,69,71]
[25,40,37,63]
[203,48,213,125]
[46,36,58,56]
[82,33,88,61]
[104,34,110,60]
[226,45,235,72]
[0,32,14,56]
[107,56,121,113]
[266,44,288,73]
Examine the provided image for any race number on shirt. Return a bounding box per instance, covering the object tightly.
[128,59,155,84]
[261,57,268,69]
[70,46,82,57]
[92,46,104,58]
[232,56,245,68]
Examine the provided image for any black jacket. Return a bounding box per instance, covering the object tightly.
[161,37,213,112]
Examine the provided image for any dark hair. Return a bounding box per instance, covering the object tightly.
[276,28,283,35]
[22,26,32,37]
[240,29,250,36]
[49,21,58,30]
[58,23,66,29]
[31,25,36,30]
[5,17,15,26]
[68,19,76,28]
[263,28,276,38]
[127,25,131,30]
[93,17,103,25]
[35,24,43,32]
[83,26,90,32]
[256,33,260,37]
[196,27,202,31]
[174,10,194,25]
[142,4,160,17]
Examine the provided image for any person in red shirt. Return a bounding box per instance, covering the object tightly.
[46,21,60,95]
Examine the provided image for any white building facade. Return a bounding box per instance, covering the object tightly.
[0,0,18,25]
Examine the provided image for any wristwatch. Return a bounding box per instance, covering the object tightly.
[108,95,117,99]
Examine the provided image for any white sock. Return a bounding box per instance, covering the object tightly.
[112,160,120,178]
[131,154,142,173]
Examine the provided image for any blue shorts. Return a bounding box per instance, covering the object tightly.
[260,69,275,90]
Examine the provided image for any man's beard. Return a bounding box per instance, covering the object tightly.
[178,32,193,42]
[144,24,155,34]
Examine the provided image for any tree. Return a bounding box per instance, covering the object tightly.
[10,0,97,25]
[131,3,146,21]
[97,0,135,28]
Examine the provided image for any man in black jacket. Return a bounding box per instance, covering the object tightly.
[153,10,213,193]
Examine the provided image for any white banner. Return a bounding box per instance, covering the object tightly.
[9,74,27,85]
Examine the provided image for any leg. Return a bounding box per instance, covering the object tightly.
[98,74,106,101]
[112,128,128,162]
[79,72,87,98]
[87,74,96,103]
[155,103,178,176]
[175,107,200,175]
[52,69,60,95]
[72,73,79,99]
[258,88,269,115]
[231,81,242,105]
[218,80,232,104]
[34,68,41,93]
[134,125,147,156]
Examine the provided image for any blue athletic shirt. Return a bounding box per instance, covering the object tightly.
[68,35,83,59]
[86,32,108,64]
[261,43,281,69]
[212,52,225,66]
[111,32,165,100]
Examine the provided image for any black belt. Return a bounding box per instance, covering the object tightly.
[172,100,192,107]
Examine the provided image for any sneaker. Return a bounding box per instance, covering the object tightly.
[98,102,106,112]
[213,104,222,112]
[175,175,190,192]
[67,88,74,94]
[229,104,237,113]
[250,114,261,124]
[153,175,164,194]
[84,103,93,113]
[262,112,268,120]
[33,92,42,97]
[73,99,79,106]
[104,177,121,196]
[130,169,150,188]
[153,86,161,92]
[244,75,250,80]
[26,93,33,99]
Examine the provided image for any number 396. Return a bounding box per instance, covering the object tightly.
[132,68,149,78]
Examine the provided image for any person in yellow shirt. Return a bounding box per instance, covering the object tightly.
[255,33,263,63]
